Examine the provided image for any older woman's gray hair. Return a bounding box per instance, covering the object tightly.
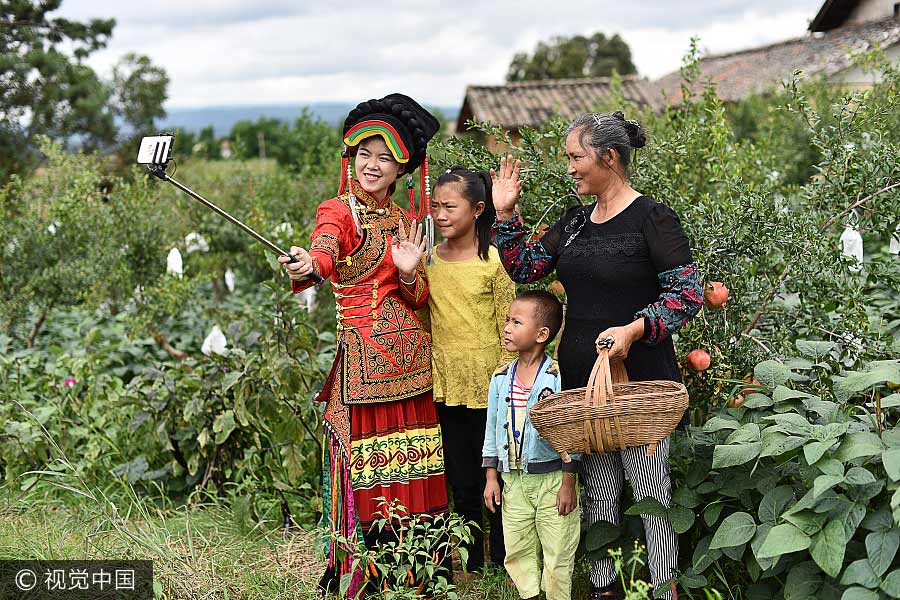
[566,111,646,176]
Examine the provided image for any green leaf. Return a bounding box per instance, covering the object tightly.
[883,448,900,481]
[860,508,894,532]
[584,520,621,552]
[671,486,701,509]
[213,410,236,444]
[712,442,761,468]
[677,568,707,589]
[840,559,879,589]
[795,340,836,359]
[761,432,807,458]
[710,511,757,549]
[750,523,775,570]
[703,502,725,527]
[722,542,746,562]
[743,393,774,409]
[834,432,884,462]
[813,474,845,498]
[784,561,822,600]
[725,423,761,444]
[880,569,900,597]
[810,520,846,578]
[805,441,835,465]
[880,393,900,408]
[866,529,900,576]
[837,363,900,393]
[755,360,791,388]
[814,458,845,477]
[757,523,812,559]
[893,487,900,527]
[703,416,740,432]
[785,357,816,370]
[844,466,876,486]
[624,496,668,517]
[764,413,814,436]
[840,587,880,600]
[222,370,243,392]
[784,510,827,536]
[759,485,795,524]
[692,535,721,573]
[668,505,695,534]
[774,385,812,403]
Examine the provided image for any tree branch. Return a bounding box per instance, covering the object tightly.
[741,181,900,336]
[26,309,46,348]
[149,329,189,361]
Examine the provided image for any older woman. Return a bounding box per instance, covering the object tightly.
[489,112,702,600]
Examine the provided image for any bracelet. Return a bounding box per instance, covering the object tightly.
[399,273,417,286]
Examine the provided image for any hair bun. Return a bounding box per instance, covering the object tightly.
[622,118,646,149]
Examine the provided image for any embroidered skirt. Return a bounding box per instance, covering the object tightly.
[321,391,448,596]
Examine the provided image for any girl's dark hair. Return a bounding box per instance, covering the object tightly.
[434,166,497,260]
[566,111,646,177]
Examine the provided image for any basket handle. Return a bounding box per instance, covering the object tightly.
[584,343,630,454]
[584,348,614,453]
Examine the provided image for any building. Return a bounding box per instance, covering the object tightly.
[456,0,900,140]
[454,75,661,148]
[655,0,900,104]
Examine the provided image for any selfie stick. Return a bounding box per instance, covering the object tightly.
[146,163,324,285]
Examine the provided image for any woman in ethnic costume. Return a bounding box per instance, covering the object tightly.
[279,93,447,596]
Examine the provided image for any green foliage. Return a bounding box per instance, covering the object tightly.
[0,1,169,181]
[332,498,475,600]
[228,111,341,177]
[668,352,900,599]
[111,52,170,159]
[507,32,637,81]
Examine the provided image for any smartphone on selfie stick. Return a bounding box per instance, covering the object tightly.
[137,134,323,285]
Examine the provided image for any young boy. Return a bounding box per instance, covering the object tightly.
[482,290,580,600]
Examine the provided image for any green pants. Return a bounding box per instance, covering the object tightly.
[500,470,580,600]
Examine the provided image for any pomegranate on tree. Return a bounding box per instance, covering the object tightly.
[703,282,729,308]
[686,349,711,371]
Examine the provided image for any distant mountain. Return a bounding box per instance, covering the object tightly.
[158,103,459,135]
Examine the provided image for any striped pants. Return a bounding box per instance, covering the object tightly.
[581,436,677,599]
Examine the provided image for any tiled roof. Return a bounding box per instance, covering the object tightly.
[456,75,663,131]
[654,17,900,104]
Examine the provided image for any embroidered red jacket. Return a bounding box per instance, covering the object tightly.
[292,181,432,407]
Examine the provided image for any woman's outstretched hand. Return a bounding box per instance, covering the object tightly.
[490,154,522,221]
[278,246,313,280]
[391,218,426,282]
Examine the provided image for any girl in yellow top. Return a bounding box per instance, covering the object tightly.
[426,166,516,572]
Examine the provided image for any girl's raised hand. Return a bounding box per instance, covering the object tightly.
[489,154,522,220]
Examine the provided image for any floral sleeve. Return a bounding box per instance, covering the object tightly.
[491,212,566,283]
[634,263,702,345]
[635,203,702,345]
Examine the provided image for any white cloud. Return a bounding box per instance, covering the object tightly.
[54,1,823,107]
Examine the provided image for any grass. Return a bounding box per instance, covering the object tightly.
[0,483,530,599]
[0,488,611,599]
[0,492,323,599]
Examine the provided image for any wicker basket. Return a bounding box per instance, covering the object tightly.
[530,348,688,457]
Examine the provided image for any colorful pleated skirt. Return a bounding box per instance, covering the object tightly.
[321,391,448,596]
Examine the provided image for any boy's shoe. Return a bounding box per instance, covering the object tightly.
[589,583,623,600]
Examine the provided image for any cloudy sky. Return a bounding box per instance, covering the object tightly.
[56,1,824,108]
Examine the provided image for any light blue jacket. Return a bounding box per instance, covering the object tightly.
[481,355,581,474]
